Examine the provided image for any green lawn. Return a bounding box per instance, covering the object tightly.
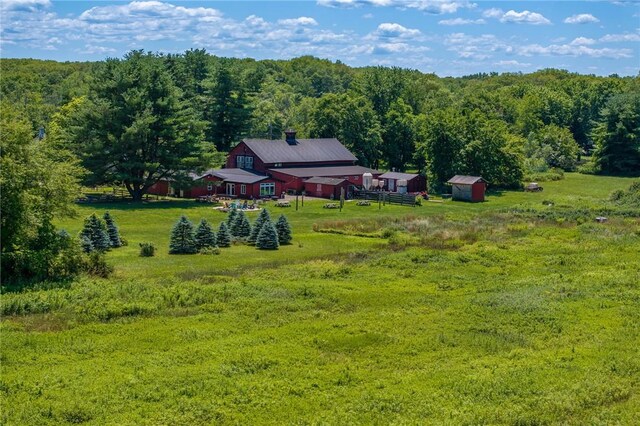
[2,173,639,424]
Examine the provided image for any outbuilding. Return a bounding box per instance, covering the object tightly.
[378,171,426,193]
[447,175,486,202]
[304,177,350,199]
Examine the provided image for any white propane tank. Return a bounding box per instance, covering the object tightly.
[397,179,408,194]
[372,178,379,189]
[363,173,373,190]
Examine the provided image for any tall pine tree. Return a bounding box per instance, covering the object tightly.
[103,211,122,248]
[195,218,216,250]
[169,216,197,254]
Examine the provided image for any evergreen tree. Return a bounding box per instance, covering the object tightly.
[256,221,279,250]
[248,209,271,244]
[80,214,111,252]
[275,214,292,245]
[103,211,122,248]
[169,215,197,254]
[80,235,94,253]
[216,222,232,248]
[195,219,216,250]
[226,208,238,226]
[231,210,251,239]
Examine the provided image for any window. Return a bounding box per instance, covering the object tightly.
[260,183,275,196]
[236,155,254,169]
[240,184,246,195]
[207,183,213,191]
[353,176,359,180]
[316,184,322,192]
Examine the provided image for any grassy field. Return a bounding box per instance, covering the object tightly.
[2,173,639,425]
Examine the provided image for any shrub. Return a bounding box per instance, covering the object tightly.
[169,216,197,254]
[356,200,371,206]
[275,214,292,245]
[194,219,216,250]
[256,221,279,250]
[324,203,339,209]
[80,214,111,252]
[200,246,221,255]
[216,222,232,248]
[139,242,156,257]
[248,209,271,244]
[414,196,422,206]
[103,211,122,248]
[85,252,113,278]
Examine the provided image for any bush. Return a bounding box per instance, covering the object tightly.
[169,216,197,254]
[84,252,113,278]
[324,203,339,209]
[256,221,279,250]
[194,219,216,250]
[356,200,371,206]
[200,246,221,255]
[275,214,292,245]
[139,242,156,257]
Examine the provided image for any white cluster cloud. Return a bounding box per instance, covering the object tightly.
[317,0,474,14]
[564,14,599,24]
[500,10,551,25]
[277,17,319,27]
[0,0,50,12]
[372,22,422,38]
[438,18,485,25]
[600,33,640,42]
[444,33,512,59]
[519,43,632,59]
[482,8,551,25]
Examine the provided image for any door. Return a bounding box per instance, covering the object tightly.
[388,179,395,192]
[226,183,235,196]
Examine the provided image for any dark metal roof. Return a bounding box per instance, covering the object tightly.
[304,177,347,185]
[269,165,382,178]
[447,175,485,185]
[242,138,357,164]
[199,168,269,184]
[379,172,419,180]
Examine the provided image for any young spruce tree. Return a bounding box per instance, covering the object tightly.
[226,208,238,226]
[195,219,217,250]
[103,211,122,248]
[248,208,270,244]
[232,210,252,239]
[256,220,279,250]
[169,216,197,254]
[216,222,232,248]
[80,214,111,252]
[275,214,292,245]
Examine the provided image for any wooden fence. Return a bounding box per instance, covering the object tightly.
[353,190,416,207]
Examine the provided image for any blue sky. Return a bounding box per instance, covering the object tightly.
[1,0,638,76]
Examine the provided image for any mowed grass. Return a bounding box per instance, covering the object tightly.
[2,173,640,425]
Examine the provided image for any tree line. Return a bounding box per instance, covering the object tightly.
[1,51,638,285]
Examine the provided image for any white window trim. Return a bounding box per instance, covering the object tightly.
[240,184,246,195]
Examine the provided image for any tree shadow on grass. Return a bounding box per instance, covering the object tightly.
[75,200,207,211]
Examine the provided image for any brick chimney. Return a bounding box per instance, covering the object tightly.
[285,129,297,145]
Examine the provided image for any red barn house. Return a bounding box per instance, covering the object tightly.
[149,130,425,199]
[447,175,486,202]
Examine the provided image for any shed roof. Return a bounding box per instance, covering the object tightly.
[447,175,485,185]
[242,138,357,164]
[198,168,269,184]
[304,177,347,185]
[379,171,419,180]
[269,165,381,178]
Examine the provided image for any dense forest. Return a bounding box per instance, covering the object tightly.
[1,50,639,283]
